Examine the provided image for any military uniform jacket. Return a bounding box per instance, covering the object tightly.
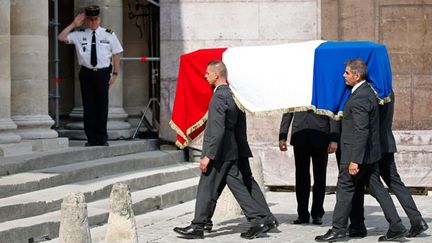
[66,26,123,69]
[341,82,381,165]
[279,110,339,148]
[201,85,239,161]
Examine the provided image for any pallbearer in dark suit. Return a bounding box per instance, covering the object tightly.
[204,105,279,234]
[316,59,407,242]
[279,111,339,225]
[341,91,429,239]
[378,92,429,237]
[173,61,276,240]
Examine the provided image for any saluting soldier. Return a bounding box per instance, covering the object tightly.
[58,5,123,146]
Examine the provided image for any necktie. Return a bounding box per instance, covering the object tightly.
[91,31,97,67]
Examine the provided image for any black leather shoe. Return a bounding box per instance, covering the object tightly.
[312,217,323,225]
[315,229,348,242]
[85,142,96,147]
[378,229,407,242]
[97,142,109,146]
[264,219,279,233]
[407,219,428,237]
[173,225,204,239]
[293,218,309,224]
[203,222,213,233]
[240,224,269,239]
[348,228,367,238]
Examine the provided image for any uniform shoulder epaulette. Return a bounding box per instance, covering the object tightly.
[106,29,113,34]
[78,28,85,32]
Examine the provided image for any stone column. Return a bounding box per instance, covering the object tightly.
[62,0,131,140]
[0,0,21,145]
[10,0,58,141]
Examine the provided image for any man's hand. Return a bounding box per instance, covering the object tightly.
[279,140,288,151]
[199,156,210,173]
[73,13,86,28]
[327,142,338,154]
[348,161,359,175]
[109,75,117,89]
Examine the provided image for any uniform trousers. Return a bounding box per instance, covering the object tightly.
[192,159,269,229]
[332,161,405,233]
[293,146,328,220]
[79,66,110,144]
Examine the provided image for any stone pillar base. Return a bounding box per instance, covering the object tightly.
[0,119,21,144]
[12,115,58,139]
[61,121,131,140]
[24,137,69,152]
[0,142,33,157]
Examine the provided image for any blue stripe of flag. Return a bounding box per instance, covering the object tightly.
[312,41,393,115]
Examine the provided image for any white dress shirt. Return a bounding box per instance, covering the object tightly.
[66,26,123,69]
[352,80,366,93]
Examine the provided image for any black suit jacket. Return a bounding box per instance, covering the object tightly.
[341,82,381,165]
[279,111,339,148]
[235,110,253,158]
[379,92,397,153]
[201,85,239,161]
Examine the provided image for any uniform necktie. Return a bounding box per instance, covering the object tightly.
[91,31,97,67]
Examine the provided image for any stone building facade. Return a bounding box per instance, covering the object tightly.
[158,0,432,185]
[1,0,431,184]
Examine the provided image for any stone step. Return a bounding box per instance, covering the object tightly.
[0,149,184,199]
[0,161,199,223]
[0,139,159,176]
[0,177,199,243]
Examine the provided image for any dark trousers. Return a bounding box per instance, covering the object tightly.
[192,159,269,229]
[204,158,275,226]
[293,145,328,219]
[237,157,275,223]
[332,161,405,233]
[336,149,365,230]
[379,153,423,226]
[79,67,110,144]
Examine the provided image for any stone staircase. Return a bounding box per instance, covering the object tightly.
[0,140,200,243]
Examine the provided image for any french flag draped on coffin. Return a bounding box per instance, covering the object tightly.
[170,41,393,149]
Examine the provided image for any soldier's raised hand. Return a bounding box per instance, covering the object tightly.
[73,13,86,28]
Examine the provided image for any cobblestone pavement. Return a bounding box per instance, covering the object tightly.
[92,191,432,243]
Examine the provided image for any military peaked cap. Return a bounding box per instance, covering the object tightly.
[85,5,100,17]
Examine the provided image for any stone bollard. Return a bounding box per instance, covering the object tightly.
[105,182,138,243]
[249,157,266,197]
[213,186,242,219]
[59,192,92,243]
[213,157,267,219]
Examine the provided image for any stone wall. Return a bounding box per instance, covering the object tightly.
[160,0,432,186]
[321,0,432,130]
[159,0,322,185]
[159,0,322,140]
